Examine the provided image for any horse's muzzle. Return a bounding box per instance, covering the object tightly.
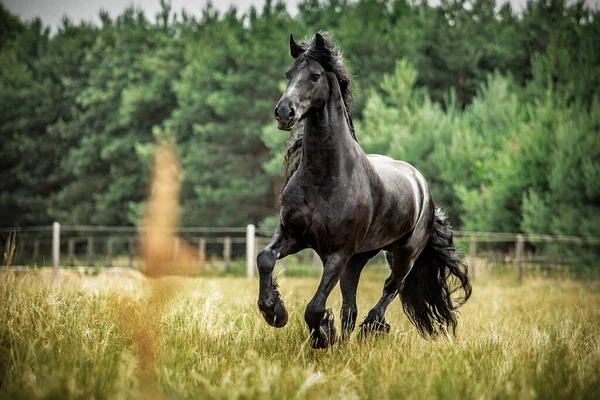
[276,119,297,131]
[274,101,298,131]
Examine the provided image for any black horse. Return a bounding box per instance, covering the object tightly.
[257,33,471,348]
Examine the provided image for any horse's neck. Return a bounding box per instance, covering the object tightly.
[301,83,359,181]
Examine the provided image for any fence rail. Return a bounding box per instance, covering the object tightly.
[2,223,599,282]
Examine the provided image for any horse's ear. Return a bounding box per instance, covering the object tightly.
[289,34,303,59]
[314,32,325,49]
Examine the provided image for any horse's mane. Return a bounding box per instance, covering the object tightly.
[282,32,357,186]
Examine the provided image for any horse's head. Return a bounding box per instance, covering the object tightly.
[274,33,330,131]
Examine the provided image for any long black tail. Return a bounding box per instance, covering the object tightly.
[400,207,472,338]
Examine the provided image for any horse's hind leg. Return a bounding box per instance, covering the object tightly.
[257,224,305,328]
[360,251,416,334]
[360,231,430,335]
[339,250,379,339]
[359,255,401,334]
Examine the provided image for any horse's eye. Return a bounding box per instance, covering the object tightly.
[311,73,321,82]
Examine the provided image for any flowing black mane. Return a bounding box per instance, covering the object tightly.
[282,33,357,185]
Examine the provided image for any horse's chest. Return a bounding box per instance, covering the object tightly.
[281,186,332,230]
[280,179,362,248]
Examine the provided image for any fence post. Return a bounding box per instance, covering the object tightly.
[516,234,524,282]
[223,237,232,271]
[469,236,477,280]
[246,224,255,279]
[87,237,94,266]
[173,237,180,261]
[52,222,60,282]
[128,237,134,268]
[16,240,24,265]
[68,239,75,266]
[4,238,9,269]
[198,238,206,266]
[107,238,114,267]
[33,240,39,264]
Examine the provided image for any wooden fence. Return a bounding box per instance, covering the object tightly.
[1,224,599,282]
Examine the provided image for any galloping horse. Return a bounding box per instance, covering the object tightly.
[257,33,471,348]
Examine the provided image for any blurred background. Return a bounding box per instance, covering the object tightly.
[1,0,599,275]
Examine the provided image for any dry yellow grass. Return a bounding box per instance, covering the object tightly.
[0,271,598,399]
[4,143,597,399]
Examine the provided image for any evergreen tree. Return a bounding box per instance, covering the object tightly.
[50,6,183,225]
[0,0,597,235]
[0,10,97,226]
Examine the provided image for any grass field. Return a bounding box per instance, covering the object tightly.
[0,269,599,399]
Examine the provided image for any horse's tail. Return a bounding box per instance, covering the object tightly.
[400,207,472,338]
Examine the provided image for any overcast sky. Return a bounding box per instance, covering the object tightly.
[4,0,301,29]
[4,0,600,31]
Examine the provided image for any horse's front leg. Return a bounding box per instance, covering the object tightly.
[257,224,304,328]
[305,252,349,348]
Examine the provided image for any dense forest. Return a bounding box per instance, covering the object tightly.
[1,0,598,237]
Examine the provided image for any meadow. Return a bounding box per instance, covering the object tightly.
[0,269,599,400]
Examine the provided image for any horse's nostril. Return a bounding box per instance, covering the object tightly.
[274,107,280,119]
[289,107,295,118]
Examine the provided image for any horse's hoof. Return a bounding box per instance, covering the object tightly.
[359,318,390,338]
[310,313,336,349]
[258,296,288,328]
